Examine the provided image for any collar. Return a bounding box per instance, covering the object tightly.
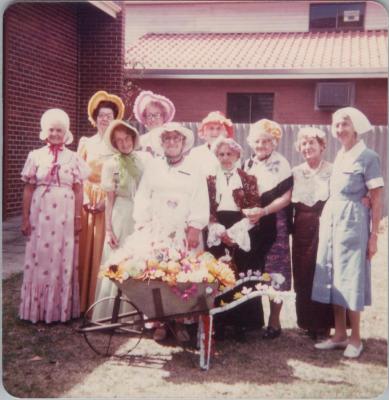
[338,140,366,164]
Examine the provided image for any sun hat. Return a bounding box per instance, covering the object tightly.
[198,111,234,139]
[39,108,73,145]
[331,107,372,138]
[87,90,125,127]
[295,127,327,151]
[247,119,282,148]
[211,137,242,157]
[104,120,140,154]
[133,90,175,125]
[150,122,194,155]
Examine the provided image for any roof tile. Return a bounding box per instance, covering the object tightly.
[125,30,388,73]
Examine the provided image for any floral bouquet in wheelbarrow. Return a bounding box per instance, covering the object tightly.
[101,245,237,320]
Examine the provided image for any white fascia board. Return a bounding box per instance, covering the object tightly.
[89,1,122,18]
[124,68,388,79]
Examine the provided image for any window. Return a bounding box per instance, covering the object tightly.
[309,2,366,31]
[315,82,355,109]
[227,93,274,123]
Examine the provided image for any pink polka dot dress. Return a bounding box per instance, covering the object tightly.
[19,145,90,323]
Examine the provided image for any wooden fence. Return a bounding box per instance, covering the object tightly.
[134,122,388,216]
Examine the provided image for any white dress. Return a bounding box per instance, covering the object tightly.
[92,152,146,319]
[187,143,220,177]
[104,155,210,268]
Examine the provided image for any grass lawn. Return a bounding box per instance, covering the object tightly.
[2,222,387,398]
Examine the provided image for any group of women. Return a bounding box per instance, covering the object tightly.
[19,87,383,359]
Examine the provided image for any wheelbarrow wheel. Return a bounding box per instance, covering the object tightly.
[81,296,144,357]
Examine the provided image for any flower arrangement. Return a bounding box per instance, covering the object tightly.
[218,270,291,306]
[101,250,236,289]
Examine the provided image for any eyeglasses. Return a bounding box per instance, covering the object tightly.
[161,135,184,143]
[97,112,114,120]
[146,112,163,121]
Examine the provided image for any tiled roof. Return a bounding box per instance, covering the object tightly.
[125,30,388,77]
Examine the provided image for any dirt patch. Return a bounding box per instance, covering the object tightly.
[2,226,388,398]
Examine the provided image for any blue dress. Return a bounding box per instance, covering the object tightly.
[312,141,384,311]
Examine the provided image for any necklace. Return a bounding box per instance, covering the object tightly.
[167,156,184,166]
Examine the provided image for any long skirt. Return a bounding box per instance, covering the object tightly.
[92,196,135,320]
[292,202,334,332]
[207,211,265,331]
[19,185,80,323]
[78,209,105,313]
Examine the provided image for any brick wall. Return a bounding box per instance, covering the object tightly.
[3,3,125,219]
[3,2,79,218]
[77,3,125,138]
[132,78,388,125]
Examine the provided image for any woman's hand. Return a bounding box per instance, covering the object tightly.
[74,217,82,234]
[367,233,378,260]
[361,196,371,209]
[21,219,31,236]
[83,199,105,214]
[220,232,235,247]
[106,230,119,249]
[186,226,201,250]
[246,208,265,224]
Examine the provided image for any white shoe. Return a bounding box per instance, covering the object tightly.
[314,338,348,350]
[343,343,363,358]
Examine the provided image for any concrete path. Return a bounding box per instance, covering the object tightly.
[2,215,25,280]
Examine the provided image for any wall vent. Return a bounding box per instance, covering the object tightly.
[315,82,355,109]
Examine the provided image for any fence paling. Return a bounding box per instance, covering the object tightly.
[131,121,388,216]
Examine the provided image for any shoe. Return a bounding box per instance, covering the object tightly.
[314,338,348,350]
[153,327,167,341]
[262,326,281,340]
[175,324,190,342]
[343,343,363,358]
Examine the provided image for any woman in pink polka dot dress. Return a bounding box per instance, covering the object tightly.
[19,109,90,323]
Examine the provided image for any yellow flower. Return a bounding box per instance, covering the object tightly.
[261,272,272,282]
[147,258,159,269]
[233,292,243,300]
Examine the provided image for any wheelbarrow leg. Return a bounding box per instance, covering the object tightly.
[199,314,213,371]
[111,289,122,323]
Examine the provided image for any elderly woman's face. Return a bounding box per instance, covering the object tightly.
[161,130,185,158]
[298,136,323,162]
[203,123,227,144]
[333,116,357,148]
[216,143,239,171]
[96,106,115,134]
[253,132,275,160]
[113,128,134,155]
[144,103,165,129]
[47,122,66,145]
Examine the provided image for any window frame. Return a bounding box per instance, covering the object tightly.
[227,92,274,124]
[309,2,366,32]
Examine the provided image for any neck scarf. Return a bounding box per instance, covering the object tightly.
[42,143,64,195]
[116,153,142,191]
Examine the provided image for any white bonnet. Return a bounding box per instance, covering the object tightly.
[211,137,242,157]
[331,107,372,138]
[40,108,73,145]
[247,119,282,149]
[103,119,140,154]
[150,122,194,154]
[295,127,327,151]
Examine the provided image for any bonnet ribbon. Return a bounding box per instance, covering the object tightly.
[42,143,64,196]
[117,153,142,192]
